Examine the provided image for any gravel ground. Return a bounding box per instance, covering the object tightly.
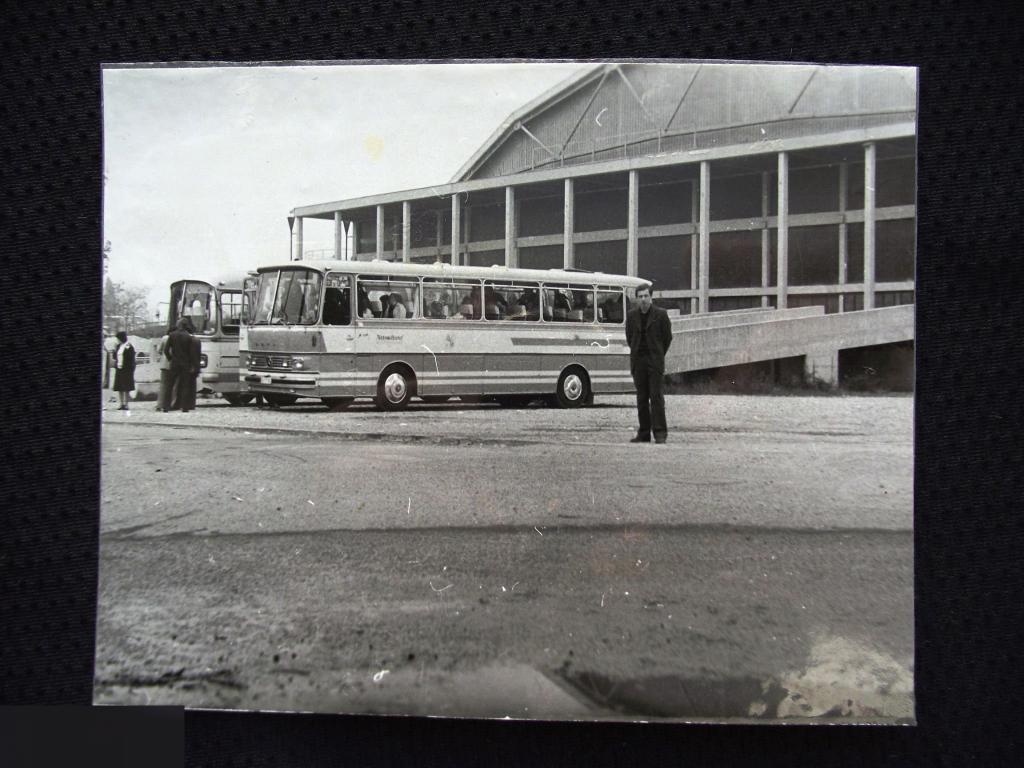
[101,392,912,447]
[96,392,914,721]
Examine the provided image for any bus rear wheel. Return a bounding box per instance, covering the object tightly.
[375,366,415,410]
[554,367,590,409]
[322,397,354,411]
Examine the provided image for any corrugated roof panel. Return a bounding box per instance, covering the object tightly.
[465,63,916,182]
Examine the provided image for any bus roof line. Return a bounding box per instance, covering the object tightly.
[256,260,650,287]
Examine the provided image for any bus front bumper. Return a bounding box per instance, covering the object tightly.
[242,372,318,391]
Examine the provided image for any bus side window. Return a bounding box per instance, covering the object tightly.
[597,289,624,323]
[543,288,572,322]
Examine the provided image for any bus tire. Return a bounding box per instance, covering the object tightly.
[555,366,590,409]
[375,365,415,410]
[223,393,254,407]
[322,397,354,411]
[265,393,298,407]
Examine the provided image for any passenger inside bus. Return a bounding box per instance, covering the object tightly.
[599,292,624,323]
[357,285,373,318]
[322,286,350,325]
[389,292,408,319]
[545,289,572,321]
[461,286,482,317]
[484,286,507,319]
[424,289,450,318]
[519,289,540,320]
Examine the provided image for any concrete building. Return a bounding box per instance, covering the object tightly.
[291,63,916,388]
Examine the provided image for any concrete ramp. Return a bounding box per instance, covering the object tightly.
[664,305,914,381]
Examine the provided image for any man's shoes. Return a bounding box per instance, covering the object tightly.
[630,435,651,443]
[655,437,667,444]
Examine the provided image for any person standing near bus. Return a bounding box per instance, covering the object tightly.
[186,331,203,411]
[112,331,136,410]
[155,327,175,412]
[626,285,673,444]
[166,318,198,412]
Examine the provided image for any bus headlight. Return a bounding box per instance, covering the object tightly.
[200,354,208,369]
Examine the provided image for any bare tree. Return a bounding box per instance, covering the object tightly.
[103,276,149,332]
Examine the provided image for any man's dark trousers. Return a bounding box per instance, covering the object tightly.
[632,356,667,441]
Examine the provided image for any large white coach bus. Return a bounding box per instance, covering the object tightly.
[168,277,252,405]
[239,260,649,410]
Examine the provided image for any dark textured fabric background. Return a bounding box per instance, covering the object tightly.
[1,1,1022,765]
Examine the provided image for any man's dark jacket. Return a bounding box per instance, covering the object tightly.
[166,328,196,373]
[626,304,674,372]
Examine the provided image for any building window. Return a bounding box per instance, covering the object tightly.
[468,249,505,268]
[638,179,693,226]
[709,173,763,220]
[789,165,840,215]
[574,187,628,232]
[876,219,915,282]
[519,245,563,271]
[638,235,691,290]
[574,241,627,275]
[788,225,840,285]
[709,231,762,288]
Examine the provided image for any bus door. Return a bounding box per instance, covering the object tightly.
[483,280,539,396]
[320,273,356,385]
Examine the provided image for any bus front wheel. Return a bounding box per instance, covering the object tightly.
[223,393,255,407]
[554,367,590,409]
[375,366,415,410]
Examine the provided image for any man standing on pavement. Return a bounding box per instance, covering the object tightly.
[166,317,199,412]
[625,285,673,444]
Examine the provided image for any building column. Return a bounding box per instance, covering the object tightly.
[375,205,384,261]
[698,161,710,314]
[690,179,698,314]
[435,210,443,262]
[451,194,461,266]
[864,142,877,310]
[838,162,848,312]
[761,171,770,308]
[293,216,303,261]
[350,221,359,261]
[776,151,789,309]
[563,178,574,269]
[402,201,411,263]
[504,186,516,268]
[626,170,639,276]
[804,349,839,387]
[334,212,344,260]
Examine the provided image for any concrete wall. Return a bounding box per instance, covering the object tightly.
[663,304,914,384]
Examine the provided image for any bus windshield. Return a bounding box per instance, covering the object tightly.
[253,268,323,325]
[169,280,216,336]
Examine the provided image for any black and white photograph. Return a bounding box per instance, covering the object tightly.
[96,60,916,723]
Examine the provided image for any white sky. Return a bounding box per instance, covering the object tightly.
[102,62,593,319]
